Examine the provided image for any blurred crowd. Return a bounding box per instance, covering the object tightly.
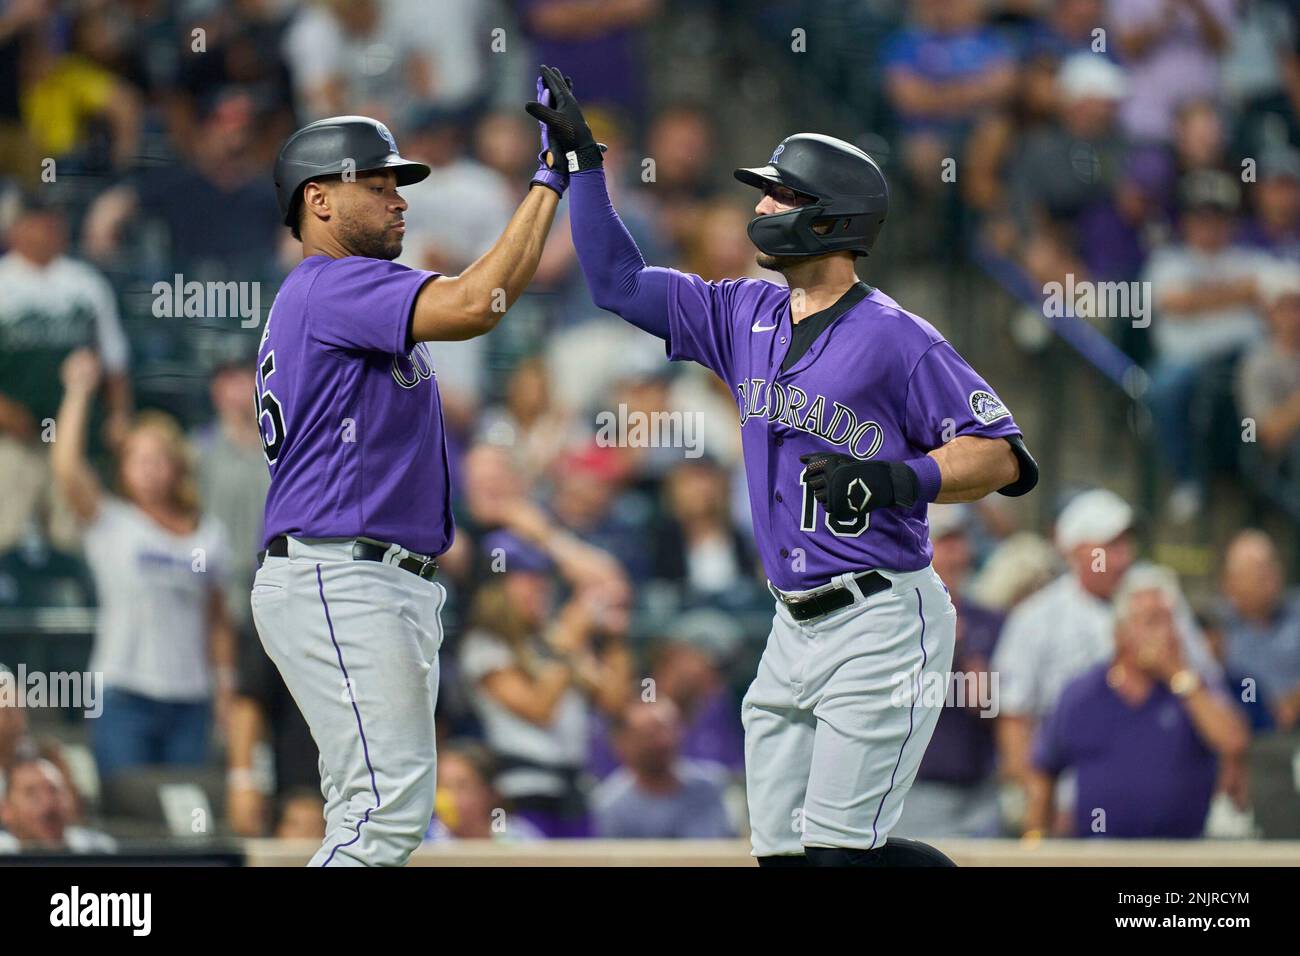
[0,0,1299,854]
[880,0,1300,523]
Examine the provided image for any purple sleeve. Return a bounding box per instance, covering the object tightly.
[662,272,746,381]
[903,341,1021,450]
[568,169,673,340]
[307,257,438,354]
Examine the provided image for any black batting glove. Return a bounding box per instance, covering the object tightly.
[799,453,922,521]
[525,64,604,172]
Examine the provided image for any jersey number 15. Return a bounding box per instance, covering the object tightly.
[256,351,286,467]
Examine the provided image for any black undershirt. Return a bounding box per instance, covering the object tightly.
[781,281,874,372]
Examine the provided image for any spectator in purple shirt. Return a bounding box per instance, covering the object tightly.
[882,0,1015,194]
[1027,566,1249,838]
[588,609,746,778]
[896,504,1004,839]
[1107,0,1235,145]
[521,0,661,122]
[591,698,734,839]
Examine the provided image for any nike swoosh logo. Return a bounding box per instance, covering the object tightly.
[751,320,779,333]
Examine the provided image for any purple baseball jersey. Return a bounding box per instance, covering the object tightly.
[665,277,1021,591]
[256,255,453,556]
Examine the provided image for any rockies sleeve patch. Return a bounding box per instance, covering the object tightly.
[969,389,1010,425]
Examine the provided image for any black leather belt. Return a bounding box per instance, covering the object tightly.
[776,571,890,622]
[258,535,439,581]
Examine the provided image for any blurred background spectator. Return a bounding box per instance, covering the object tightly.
[425,740,543,842]
[0,190,130,553]
[1026,566,1248,838]
[0,748,116,853]
[1218,529,1300,730]
[592,698,734,839]
[1143,170,1269,521]
[458,528,631,837]
[50,349,234,784]
[895,504,1004,839]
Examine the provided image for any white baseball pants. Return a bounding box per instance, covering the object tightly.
[251,537,445,866]
[742,565,957,856]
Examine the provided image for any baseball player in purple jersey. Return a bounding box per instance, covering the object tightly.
[527,66,1039,865]
[250,104,570,866]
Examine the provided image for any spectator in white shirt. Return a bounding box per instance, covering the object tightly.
[50,350,236,783]
[1142,171,1271,520]
[992,489,1221,818]
[1236,263,1300,488]
[0,193,130,552]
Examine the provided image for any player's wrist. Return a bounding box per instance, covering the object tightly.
[532,150,569,196]
[902,455,942,506]
[562,142,605,173]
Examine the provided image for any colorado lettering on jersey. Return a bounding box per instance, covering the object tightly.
[736,377,885,461]
[391,342,436,389]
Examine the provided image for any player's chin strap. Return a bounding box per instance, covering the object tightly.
[998,435,1039,497]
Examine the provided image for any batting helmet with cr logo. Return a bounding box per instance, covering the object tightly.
[734,133,889,259]
[273,115,431,230]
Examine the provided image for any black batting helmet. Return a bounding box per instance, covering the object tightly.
[274,115,431,230]
[734,133,888,258]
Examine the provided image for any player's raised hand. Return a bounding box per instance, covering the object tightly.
[525,64,604,172]
[800,452,924,521]
[529,71,573,196]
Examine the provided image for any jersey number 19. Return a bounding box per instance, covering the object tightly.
[798,466,869,538]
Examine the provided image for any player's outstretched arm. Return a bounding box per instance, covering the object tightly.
[409,183,560,342]
[527,64,674,340]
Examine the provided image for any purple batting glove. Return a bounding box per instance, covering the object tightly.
[530,73,569,196]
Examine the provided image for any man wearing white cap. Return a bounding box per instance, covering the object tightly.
[991,489,1220,818]
[1007,53,1127,287]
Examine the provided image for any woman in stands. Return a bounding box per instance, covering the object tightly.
[459,528,632,838]
[51,348,235,784]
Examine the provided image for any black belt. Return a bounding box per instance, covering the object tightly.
[776,571,890,622]
[258,535,439,581]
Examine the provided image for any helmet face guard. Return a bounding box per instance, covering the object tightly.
[745,200,873,258]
